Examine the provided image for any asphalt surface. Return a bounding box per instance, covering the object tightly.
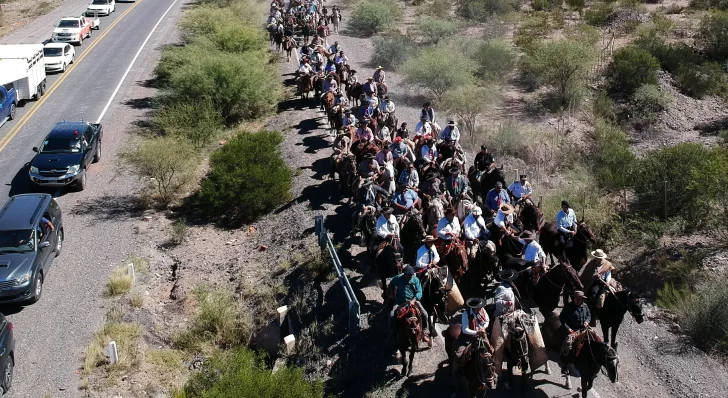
[0,0,184,396]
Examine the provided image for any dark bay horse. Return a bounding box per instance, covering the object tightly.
[542,315,619,396]
[443,325,498,398]
[589,288,644,351]
[539,221,596,272]
[418,268,449,332]
[299,74,313,100]
[376,240,402,299]
[346,82,362,107]
[438,238,468,286]
[395,303,423,376]
[399,211,426,267]
[518,200,544,232]
[284,36,297,62]
[477,166,508,203]
[513,262,583,315]
[462,241,499,299]
[333,153,356,197]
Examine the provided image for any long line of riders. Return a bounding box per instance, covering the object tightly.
[269,1,646,397]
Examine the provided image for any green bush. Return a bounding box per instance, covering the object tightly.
[565,0,586,11]
[178,348,324,398]
[514,12,552,48]
[348,0,401,36]
[370,35,416,71]
[123,137,200,203]
[417,16,459,44]
[527,38,596,106]
[699,10,728,61]
[607,46,660,97]
[533,0,559,10]
[439,84,500,136]
[565,24,601,46]
[197,131,292,223]
[165,51,281,123]
[181,5,266,53]
[425,0,452,17]
[631,84,672,126]
[584,2,616,26]
[691,0,728,10]
[591,119,636,190]
[457,0,519,19]
[152,100,224,147]
[472,40,517,82]
[155,44,211,87]
[592,90,617,122]
[401,44,476,99]
[675,62,728,99]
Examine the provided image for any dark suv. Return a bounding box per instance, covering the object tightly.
[29,121,103,191]
[0,314,13,394]
[0,194,63,304]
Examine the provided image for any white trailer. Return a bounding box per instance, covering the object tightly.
[0,44,47,101]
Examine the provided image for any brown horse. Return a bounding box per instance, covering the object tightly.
[333,154,356,197]
[443,325,498,397]
[539,221,596,272]
[512,261,584,315]
[321,91,336,126]
[395,303,423,376]
[284,36,297,62]
[299,74,313,100]
[346,82,362,108]
[438,238,468,286]
[518,200,544,232]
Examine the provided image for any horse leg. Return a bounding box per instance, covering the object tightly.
[581,377,590,398]
[504,355,512,390]
[564,368,571,389]
[407,345,415,376]
[611,323,620,351]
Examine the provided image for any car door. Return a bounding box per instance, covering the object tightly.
[0,90,7,120]
[0,316,9,375]
[63,45,70,64]
[83,127,95,166]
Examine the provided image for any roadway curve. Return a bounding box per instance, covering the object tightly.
[0,0,184,396]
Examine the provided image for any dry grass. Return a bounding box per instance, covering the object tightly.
[105,266,133,297]
[170,220,188,245]
[130,292,144,308]
[129,254,149,273]
[83,314,142,375]
[145,348,186,372]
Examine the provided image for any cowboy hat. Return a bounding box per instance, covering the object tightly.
[445,207,457,216]
[519,174,528,179]
[376,65,384,70]
[499,203,515,215]
[484,240,496,253]
[382,207,394,215]
[367,77,374,80]
[384,95,390,99]
[499,268,519,282]
[520,230,536,241]
[364,153,375,159]
[345,110,352,114]
[447,120,456,126]
[466,297,485,310]
[449,167,460,174]
[471,206,483,216]
[573,290,586,299]
[422,235,437,243]
[591,249,608,259]
[337,130,346,136]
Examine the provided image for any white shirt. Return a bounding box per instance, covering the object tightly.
[556,208,577,234]
[462,308,489,336]
[298,64,313,75]
[421,144,437,162]
[415,121,432,136]
[494,210,513,229]
[415,244,440,270]
[518,239,546,263]
[376,215,400,239]
[463,213,487,240]
[437,216,461,240]
[442,126,460,142]
[509,181,532,199]
[380,100,396,114]
[494,282,515,317]
[335,55,348,64]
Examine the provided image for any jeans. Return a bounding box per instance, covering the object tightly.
[389,301,429,332]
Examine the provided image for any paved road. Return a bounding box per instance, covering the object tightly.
[0,0,184,396]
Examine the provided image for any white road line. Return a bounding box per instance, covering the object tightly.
[96,0,179,123]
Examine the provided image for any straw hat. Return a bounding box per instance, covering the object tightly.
[591,249,608,259]
[573,290,586,299]
[499,203,515,215]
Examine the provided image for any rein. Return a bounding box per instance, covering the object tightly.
[474,338,496,385]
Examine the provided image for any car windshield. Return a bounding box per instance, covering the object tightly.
[40,137,82,154]
[43,48,63,57]
[57,20,80,28]
[92,0,108,3]
[0,230,35,254]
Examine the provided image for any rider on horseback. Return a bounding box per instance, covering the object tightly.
[441,121,460,144]
[342,109,357,135]
[582,249,615,311]
[489,203,515,247]
[324,60,337,75]
[421,136,438,164]
[388,266,433,347]
[373,66,386,85]
[474,145,496,172]
[376,207,404,252]
[484,182,512,216]
[515,230,548,283]
[323,72,338,93]
[363,77,378,97]
[379,95,396,115]
[437,208,461,242]
[353,120,374,143]
[463,206,488,259]
[508,174,533,206]
[392,183,421,216]
[392,137,416,163]
[332,130,351,156]
[420,102,441,132]
[494,269,519,317]
[415,235,440,272]
[415,115,433,137]
[556,200,578,249]
[347,69,358,85]
[445,167,469,199]
[358,153,378,176]
[328,40,341,54]
[335,50,348,66]
[559,290,591,374]
[398,161,419,188]
[451,298,491,383]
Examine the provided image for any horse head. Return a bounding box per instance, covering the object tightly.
[604,345,619,382]
[576,221,596,244]
[626,291,645,324]
[560,261,584,291]
[403,304,422,339]
[474,337,498,390]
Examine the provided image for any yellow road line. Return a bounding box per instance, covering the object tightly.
[0,0,145,153]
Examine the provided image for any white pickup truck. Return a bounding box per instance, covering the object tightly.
[85,0,115,17]
[51,16,100,46]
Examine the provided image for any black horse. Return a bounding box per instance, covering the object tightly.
[462,241,500,299]
[503,318,532,391]
[540,221,596,273]
[513,262,583,315]
[375,240,402,299]
[399,211,426,267]
[588,288,644,351]
[518,200,544,232]
[417,268,448,334]
[479,166,508,202]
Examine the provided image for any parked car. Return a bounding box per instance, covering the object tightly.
[0,314,14,394]
[0,194,63,304]
[42,43,75,73]
[51,16,100,45]
[85,0,115,16]
[29,121,103,191]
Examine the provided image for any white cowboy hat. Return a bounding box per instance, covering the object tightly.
[591,249,608,259]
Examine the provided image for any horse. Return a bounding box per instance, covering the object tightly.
[338,63,350,88]
[425,195,445,236]
[299,73,313,100]
[395,303,423,377]
[418,267,449,333]
[376,82,388,100]
[518,200,544,232]
[589,288,644,351]
[443,326,498,398]
[541,315,619,396]
[479,166,508,202]
[463,241,500,299]
[284,36,297,62]
[491,312,537,391]
[378,111,398,135]
[375,238,403,298]
[437,238,468,286]
[539,221,596,273]
[333,153,356,197]
[329,106,344,135]
[513,261,583,315]
[399,211,426,267]
[347,82,362,108]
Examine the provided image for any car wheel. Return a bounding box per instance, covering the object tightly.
[61,63,66,73]
[7,103,15,121]
[55,229,63,257]
[76,169,87,191]
[28,273,42,304]
[2,357,12,393]
[39,81,46,97]
[71,54,76,64]
[93,142,101,163]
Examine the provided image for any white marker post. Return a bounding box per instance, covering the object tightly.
[127,263,135,283]
[105,341,119,365]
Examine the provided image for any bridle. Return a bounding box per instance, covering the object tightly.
[585,328,618,378]
[474,337,497,386]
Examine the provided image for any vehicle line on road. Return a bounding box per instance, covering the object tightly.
[0,0,145,154]
[97,0,179,123]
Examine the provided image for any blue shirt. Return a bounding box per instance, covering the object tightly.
[392,189,418,214]
[390,273,422,304]
[556,208,577,234]
[484,188,511,212]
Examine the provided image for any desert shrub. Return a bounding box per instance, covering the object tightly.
[152,100,224,147]
[565,24,601,46]
[584,2,616,26]
[631,84,672,127]
[458,0,519,19]
[607,46,660,97]
[527,38,596,106]
[105,266,133,297]
[590,119,636,190]
[84,312,141,374]
[675,62,728,99]
[370,34,416,71]
[424,0,453,17]
[155,44,211,88]
[472,40,517,82]
[178,348,324,398]
[565,0,586,11]
[181,6,265,53]
[650,43,700,74]
[165,51,281,122]
[592,90,617,122]
[123,137,200,203]
[401,44,476,99]
[197,131,292,223]
[348,0,401,36]
[439,84,500,137]
[699,10,728,61]
[514,12,552,48]
[417,16,459,44]
[533,0,559,10]
[691,0,728,10]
